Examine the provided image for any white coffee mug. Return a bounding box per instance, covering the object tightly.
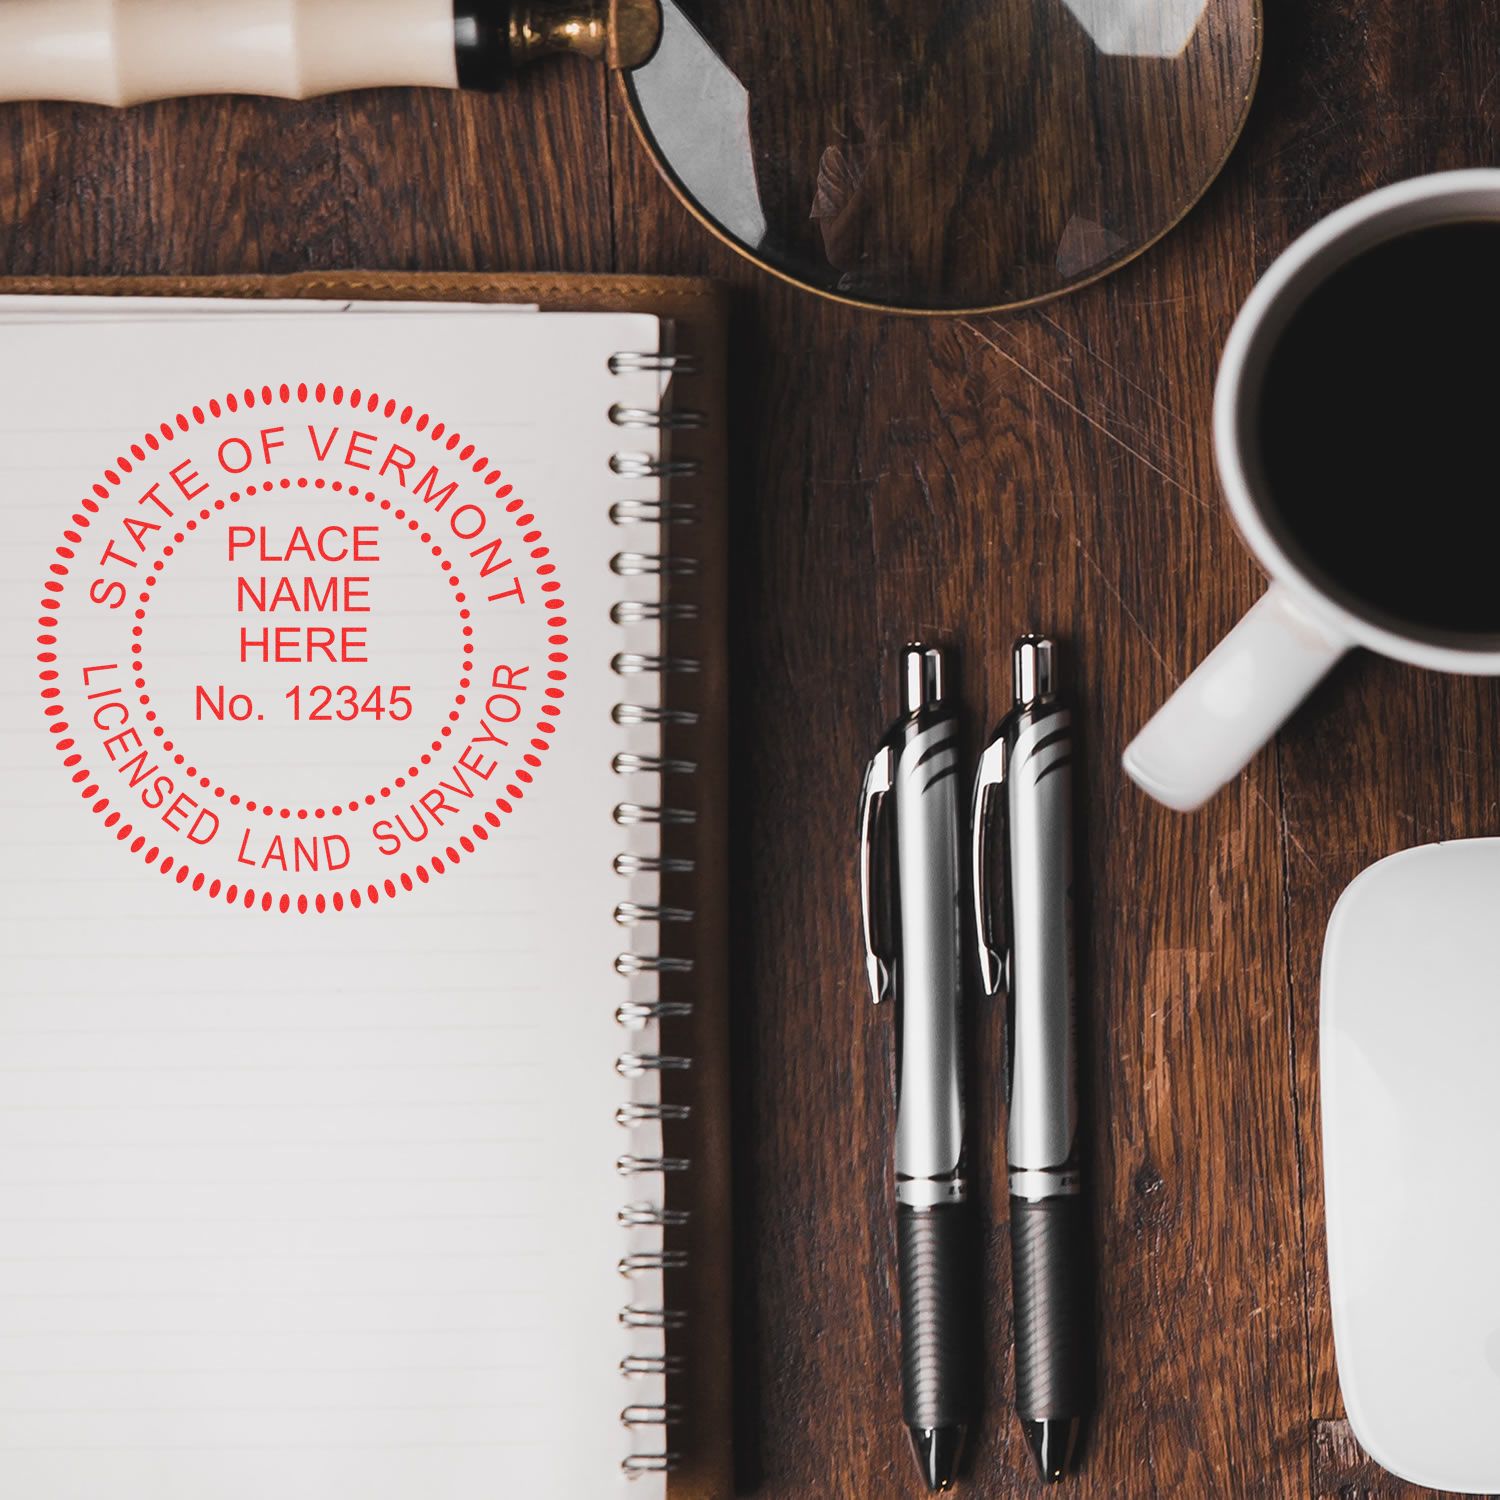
[1124,170,1500,812]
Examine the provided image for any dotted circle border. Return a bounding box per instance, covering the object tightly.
[37,381,570,915]
[131,474,476,819]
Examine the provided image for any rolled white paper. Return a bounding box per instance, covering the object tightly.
[0,0,459,106]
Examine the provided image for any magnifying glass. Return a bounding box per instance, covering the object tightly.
[0,0,1261,312]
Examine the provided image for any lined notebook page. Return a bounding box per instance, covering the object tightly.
[0,306,670,1497]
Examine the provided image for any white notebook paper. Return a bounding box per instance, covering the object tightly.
[0,302,687,1497]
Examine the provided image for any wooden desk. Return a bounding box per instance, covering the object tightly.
[2,1,1494,1492]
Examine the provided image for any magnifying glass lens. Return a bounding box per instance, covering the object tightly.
[626,0,1259,311]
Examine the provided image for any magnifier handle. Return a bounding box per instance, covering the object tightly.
[0,0,657,106]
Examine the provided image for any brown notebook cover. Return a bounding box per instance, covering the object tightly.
[0,271,732,1500]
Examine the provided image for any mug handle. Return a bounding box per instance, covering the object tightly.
[1123,584,1349,811]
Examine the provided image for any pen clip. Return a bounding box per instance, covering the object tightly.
[970,733,1009,997]
[858,743,895,1005]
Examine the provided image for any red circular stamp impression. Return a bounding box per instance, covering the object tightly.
[38,382,567,914]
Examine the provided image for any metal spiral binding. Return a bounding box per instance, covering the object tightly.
[612,653,701,675]
[616,1000,695,1027]
[613,752,698,776]
[610,345,703,1479]
[620,1305,688,1330]
[618,1153,692,1174]
[609,352,700,376]
[623,1454,681,1475]
[619,1250,690,1274]
[615,851,696,876]
[622,1404,684,1426]
[611,403,707,430]
[614,703,700,727]
[618,1201,691,1229]
[615,1050,692,1074]
[612,550,699,577]
[615,1248,690,1272]
[621,1354,685,1377]
[611,498,699,526]
[616,1101,692,1126]
[615,954,694,977]
[615,903,694,925]
[612,452,701,480]
[612,599,700,624]
[615,803,697,827]
[612,750,699,774]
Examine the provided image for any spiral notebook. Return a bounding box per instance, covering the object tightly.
[0,275,730,1500]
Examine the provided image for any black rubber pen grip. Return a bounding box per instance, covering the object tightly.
[1009,1194,1090,1419]
[898,1203,977,1431]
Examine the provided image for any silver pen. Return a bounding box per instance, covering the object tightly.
[859,643,976,1493]
[971,636,1090,1483]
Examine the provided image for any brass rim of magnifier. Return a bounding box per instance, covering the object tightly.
[615,3,1264,317]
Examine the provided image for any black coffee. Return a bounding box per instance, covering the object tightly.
[1255,220,1500,642]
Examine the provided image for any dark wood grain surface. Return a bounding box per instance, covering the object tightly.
[3,0,1498,1493]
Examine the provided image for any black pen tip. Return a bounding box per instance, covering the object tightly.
[1021,1417,1081,1482]
[907,1424,966,1491]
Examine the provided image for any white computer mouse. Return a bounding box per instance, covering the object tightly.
[1322,839,1500,1493]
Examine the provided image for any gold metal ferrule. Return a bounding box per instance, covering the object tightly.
[507,0,660,69]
